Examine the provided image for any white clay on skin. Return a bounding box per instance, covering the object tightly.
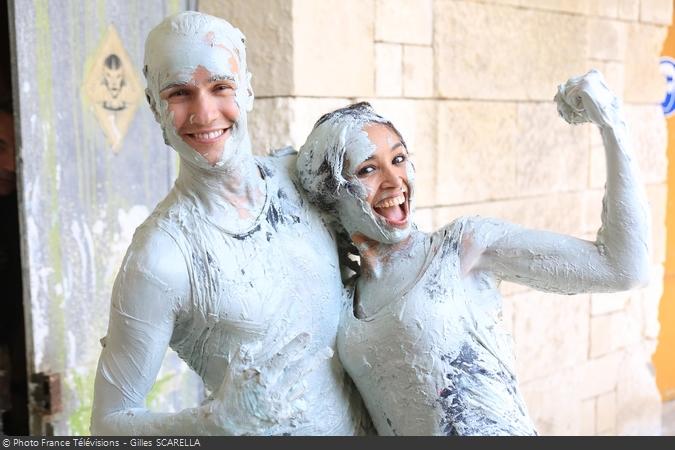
[91,12,368,436]
[296,72,650,435]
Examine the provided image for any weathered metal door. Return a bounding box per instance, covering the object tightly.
[9,0,204,435]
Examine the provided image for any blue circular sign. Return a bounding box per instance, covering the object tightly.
[660,57,675,117]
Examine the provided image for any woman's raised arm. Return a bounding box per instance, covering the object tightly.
[463,70,650,294]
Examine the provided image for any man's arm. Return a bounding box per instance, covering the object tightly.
[90,227,214,435]
[461,70,650,294]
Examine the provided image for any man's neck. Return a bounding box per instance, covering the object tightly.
[176,154,268,233]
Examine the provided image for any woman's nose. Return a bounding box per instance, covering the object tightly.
[381,165,404,188]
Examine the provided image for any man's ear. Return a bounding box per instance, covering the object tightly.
[145,88,161,123]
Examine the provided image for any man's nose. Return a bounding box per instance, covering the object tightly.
[190,93,220,125]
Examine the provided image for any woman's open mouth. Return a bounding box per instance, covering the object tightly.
[373,187,409,228]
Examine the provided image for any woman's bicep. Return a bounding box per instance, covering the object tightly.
[462,217,620,294]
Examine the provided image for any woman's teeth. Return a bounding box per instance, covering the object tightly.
[375,194,406,209]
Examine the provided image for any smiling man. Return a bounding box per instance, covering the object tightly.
[90,12,369,436]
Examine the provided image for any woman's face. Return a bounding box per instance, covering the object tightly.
[336,122,414,244]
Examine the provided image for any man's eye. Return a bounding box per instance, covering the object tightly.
[168,89,189,98]
[215,84,235,93]
[357,166,375,177]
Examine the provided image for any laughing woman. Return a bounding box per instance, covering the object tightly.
[295,70,650,436]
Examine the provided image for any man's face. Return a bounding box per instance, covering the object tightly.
[0,111,16,196]
[145,17,253,169]
[159,60,241,166]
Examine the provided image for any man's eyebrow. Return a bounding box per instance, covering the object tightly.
[209,74,235,83]
[159,82,188,93]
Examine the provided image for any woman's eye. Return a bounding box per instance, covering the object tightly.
[357,166,375,177]
[393,154,407,164]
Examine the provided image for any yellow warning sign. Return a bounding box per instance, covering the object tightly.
[83,25,143,151]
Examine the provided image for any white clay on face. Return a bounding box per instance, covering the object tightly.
[297,105,415,245]
[144,12,254,171]
[337,126,414,245]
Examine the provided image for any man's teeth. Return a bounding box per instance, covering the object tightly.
[193,129,225,140]
[375,194,406,209]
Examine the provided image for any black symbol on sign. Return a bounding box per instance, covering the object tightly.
[102,53,127,111]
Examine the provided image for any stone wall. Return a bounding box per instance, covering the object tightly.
[200,0,671,435]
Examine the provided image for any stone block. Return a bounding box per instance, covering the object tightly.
[646,184,667,265]
[580,397,596,435]
[375,43,403,97]
[586,0,621,19]
[362,99,437,207]
[501,294,515,335]
[436,101,519,204]
[578,351,622,398]
[587,18,626,61]
[199,0,294,97]
[624,23,668,103]
[617,0,640,21]
[588,142,606,190]
[581,188,604,234]
[500,281,532,297]
[415,207,434,232]
[599,61,626,98]
[517,0,590,15]
[615,349,663,434]
[248,97,294,155]
[638,264,664,340]
[434,1,589,100]
[640,0,674,25]
[433,192,587,236]
[403,45,433,98]
[248,97,354,155]
[511,290,589,382]
[375,0,432,45]
[590,312,630,357]
[292,0,374,97]
[519,366,584,435]
[287,97,354,149]
[624,105,668,185]
[514,102,590,196]
[590,291,630,316]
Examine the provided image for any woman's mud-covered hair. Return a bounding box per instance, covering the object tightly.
[296,102,406,215]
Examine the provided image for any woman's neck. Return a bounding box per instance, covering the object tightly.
[352,228,430,317]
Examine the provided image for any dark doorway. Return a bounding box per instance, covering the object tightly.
[0,0,29,436]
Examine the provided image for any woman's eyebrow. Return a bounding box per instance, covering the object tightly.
[391,142,404,151]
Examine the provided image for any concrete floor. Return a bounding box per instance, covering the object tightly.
[664,400,675,436]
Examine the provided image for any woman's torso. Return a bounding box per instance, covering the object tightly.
[338,218,536,436]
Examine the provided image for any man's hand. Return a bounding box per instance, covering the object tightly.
[554,69,623,129]
[202,332,333,435]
